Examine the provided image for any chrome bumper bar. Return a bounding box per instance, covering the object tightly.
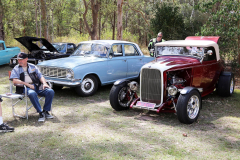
[46,79,81,86]
[132,105,158,111]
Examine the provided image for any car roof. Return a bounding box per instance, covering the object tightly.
[78,40,135,45]
[155,40,220,61]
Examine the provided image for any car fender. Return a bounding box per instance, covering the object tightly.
[113,79,130,86]
[180,86,200,95]
[220,71,233,77]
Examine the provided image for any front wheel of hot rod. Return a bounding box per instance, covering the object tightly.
[176,90,201,124]
[109,83,131,111]
[217,73,234,97]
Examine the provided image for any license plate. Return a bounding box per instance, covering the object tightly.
[136,101,156,108]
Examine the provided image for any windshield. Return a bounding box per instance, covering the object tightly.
[156,46,204,58]
[41,44,66,52]
[52,44,66,52]
[71,43,110,57]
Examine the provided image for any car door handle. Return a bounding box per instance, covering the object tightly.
[139,59,142,60]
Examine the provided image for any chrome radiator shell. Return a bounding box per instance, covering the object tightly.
[140,68,162,105]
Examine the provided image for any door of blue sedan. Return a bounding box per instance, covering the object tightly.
[107,44,128,82]
[123,44,143,78]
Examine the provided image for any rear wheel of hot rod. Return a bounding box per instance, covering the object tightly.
[217,73,234,97]
[176,90,201,124]
[109,83,131,111]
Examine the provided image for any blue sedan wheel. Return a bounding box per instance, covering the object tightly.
[75,75,98,97]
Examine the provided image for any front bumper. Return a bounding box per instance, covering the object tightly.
[45,78,81,87]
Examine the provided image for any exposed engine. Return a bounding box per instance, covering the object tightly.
[167,72,186,87]
[28,50,58,60]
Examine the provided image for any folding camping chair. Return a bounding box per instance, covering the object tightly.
[0,71,52,119]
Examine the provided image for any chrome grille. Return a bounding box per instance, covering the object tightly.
[41,67,67,78]
[141,68,162,104]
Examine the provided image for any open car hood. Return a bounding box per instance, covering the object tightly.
[15,36,58,53]
[185,36,220,43]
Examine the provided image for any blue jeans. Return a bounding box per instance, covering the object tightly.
[23,85,55,113]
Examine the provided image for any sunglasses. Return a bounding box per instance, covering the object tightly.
[158,36,162,37]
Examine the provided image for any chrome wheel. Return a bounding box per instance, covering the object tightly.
[187,95,200,119]
[81,78,94,93]
[230,79,234,94]
[118,87,129,107]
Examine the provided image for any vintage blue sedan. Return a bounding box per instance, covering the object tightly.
[37,40,154,96]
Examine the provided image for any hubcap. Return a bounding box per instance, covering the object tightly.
[187,95,200,119]
[118,87,129,107]
[81,78,94,93]
[230,79,234,94]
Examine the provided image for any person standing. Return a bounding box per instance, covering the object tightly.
[10,52,54,122]
[0,96,14,132]
[148,32,165,56]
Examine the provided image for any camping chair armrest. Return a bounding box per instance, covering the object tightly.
[14,83,24,87]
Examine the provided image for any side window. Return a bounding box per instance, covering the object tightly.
[67,44,75,52]
[124,44,140,56]
[0,43,4,50]
[111,45,123,57]
[203,47,217,61]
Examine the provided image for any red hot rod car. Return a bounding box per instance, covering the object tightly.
[109,36,235,124]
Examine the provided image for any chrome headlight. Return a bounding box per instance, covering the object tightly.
[13,59,17,64]
[128,81,138,91]
[66,69,74,80]
[168,85,178,96]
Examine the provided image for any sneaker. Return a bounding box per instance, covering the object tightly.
[38,112,45,122]
[44,111,54,119]
[0,123,14,132]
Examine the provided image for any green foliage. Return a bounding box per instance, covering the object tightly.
[196,0,240,69]
[150,3,185,40]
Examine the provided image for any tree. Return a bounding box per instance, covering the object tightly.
[83,0,100,40]
[0,0,4,40]
[150,2,185,40]
[40,0,47,39]
[196,0,240,67]
[117,0,123,40]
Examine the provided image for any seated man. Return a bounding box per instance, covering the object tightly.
[10,52,54,122]
[0,96,14,132]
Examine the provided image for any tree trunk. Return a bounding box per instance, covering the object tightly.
[112,10,116,40]
[99,8,101,40]
[0,0,4,40]
[83,0,100,40]
[238,0,240,65]
[117,0,123,40]
[35,0,38,38]
[40,0,47,39]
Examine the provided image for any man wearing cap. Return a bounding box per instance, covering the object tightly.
[10,52,54,122]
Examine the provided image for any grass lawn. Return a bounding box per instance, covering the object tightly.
[0,64,240,160]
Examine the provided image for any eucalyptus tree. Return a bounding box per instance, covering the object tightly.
[196,0,240,66]
[0,0,4,40]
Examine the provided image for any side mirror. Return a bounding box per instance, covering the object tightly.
[207,50,213,55]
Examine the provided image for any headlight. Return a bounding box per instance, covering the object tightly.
[66,69,74,80]
[168,85,178,96]
[13,59,17,64]
[128,81,138,91]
